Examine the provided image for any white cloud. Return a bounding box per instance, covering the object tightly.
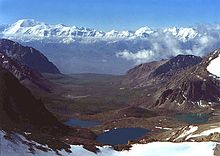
[116,49,156,64]
[116,24,220,64]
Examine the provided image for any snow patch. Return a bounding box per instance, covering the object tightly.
[175,126,198,141]
[207,54,220,77]
[155,126,172,130]
[188,127,220,139]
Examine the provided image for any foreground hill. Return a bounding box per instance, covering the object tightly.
[0,67,57,128]
[0,130,218,156]
[0,67,97,153]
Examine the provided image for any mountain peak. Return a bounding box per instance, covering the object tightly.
[135,26,154,36]
[14,19,41,27]
[177,27,198,41]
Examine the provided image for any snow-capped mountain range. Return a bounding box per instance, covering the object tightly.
[1,19,205,43]
[1,19,220,74]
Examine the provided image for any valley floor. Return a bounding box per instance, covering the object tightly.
[40,73,220,143]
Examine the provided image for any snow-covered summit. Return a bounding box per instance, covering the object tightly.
[177,27,198,41]
[15,19,42,27]
[135,26,154,37]
[163,27,198,41]
[2,19,106,43]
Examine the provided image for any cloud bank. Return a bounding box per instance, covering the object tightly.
[116,24,220,64]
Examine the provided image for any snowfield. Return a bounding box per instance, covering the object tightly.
[0,131,218,156]
[207,54,220,77]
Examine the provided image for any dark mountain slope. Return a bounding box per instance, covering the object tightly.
[0,50,54,92]
[0,67,57,128]
[0,39,60,74]
[123,55,202,87]
[0,67,97,152]
[150,55,202,77]
[123,60,167,86]
[154,50,220,111]
[123,51,220,112]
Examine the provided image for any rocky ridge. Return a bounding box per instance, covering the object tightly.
[123,50,220,112]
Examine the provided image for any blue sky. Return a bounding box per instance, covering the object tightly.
[0,0,220,31]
